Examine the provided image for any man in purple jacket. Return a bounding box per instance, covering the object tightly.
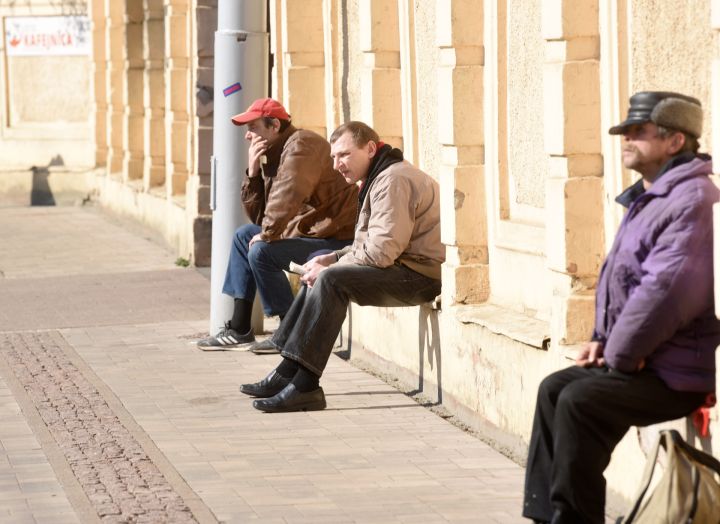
[523,91,720,524]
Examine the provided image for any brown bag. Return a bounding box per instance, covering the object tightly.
[622,429,720,524]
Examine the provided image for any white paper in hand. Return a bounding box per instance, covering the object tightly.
[288,262,306,275]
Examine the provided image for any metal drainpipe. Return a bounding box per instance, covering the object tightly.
[209,0,268,336]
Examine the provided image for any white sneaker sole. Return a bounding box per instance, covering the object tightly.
[197,341,256,352]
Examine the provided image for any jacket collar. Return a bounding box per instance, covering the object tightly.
[614,153,712,208]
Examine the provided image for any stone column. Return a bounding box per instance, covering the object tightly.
[269,0,284,101]
[105,0,125,174]
[164,0,191,196]
[358,0,401,146]
[397,0,418,164]
[89,0,108,167]
[142,0,166,190]
[322,0,343,132]
[542,0,604,347]
[122,0,144,182]
[280,0,326,135]
[185,0,216,266]
[436,0,488,306]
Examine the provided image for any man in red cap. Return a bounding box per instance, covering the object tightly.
[198,98,358,350]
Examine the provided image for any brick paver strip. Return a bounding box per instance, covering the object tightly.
[0,330,214,523]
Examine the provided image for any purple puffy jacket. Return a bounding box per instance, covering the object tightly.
[594,155,720,392]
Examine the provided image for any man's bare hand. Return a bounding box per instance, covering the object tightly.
[300,252,338,288]
[575,341,605,368]
[248,233,265,248]
[248,135,268,177]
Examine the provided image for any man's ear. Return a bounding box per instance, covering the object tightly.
[667,132,686,155]
[367,140,378,158]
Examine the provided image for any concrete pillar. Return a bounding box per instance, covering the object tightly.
[142,0,166,190]
[90,0,108,167]
[358,0,401,146]
[123,0,144,182]
[280,0,326,136]
[164,0,191,196]
[105,0,125,174]
[542,0,604,347]
[322,0,343,133]
[436,0,488,306]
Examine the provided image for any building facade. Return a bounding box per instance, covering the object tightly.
[2,0,719,509]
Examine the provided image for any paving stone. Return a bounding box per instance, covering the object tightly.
[0,331,198,523]
[0,206,589,523]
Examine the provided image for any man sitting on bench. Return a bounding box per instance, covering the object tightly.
[522,91,720,523]
[239,121,445,412]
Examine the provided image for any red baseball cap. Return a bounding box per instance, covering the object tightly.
[231,98,290,126]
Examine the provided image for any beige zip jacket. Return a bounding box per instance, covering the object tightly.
[337,160,444,279]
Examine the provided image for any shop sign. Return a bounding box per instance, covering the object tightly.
[5,16,90,56]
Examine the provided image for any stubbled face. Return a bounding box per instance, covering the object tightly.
[621,122,682,180]
[244,118,280,145]
[330,132,377,185]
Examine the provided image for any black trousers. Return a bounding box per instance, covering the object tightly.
[272,263,441,376]
[522,366,706,524]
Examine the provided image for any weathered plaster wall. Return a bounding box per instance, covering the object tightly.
[630,0,714,153]
[7,57,90,124]
[0,0,94,168]
[345,0,364,122]
[506,0,545,209]
[413,0,440,177]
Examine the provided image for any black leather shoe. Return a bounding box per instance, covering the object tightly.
[252,383,326,413]
[239,370,291,398]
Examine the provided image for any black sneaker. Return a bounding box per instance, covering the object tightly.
[197,322,255,351]
[250,338,280,354]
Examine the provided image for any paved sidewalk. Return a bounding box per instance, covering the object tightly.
[0,206,527,523]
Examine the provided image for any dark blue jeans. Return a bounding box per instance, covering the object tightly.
[221,224,352,317]
[272,262,441,375]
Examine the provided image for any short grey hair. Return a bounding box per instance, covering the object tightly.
[656,125,700,154]
[329,121,380,147]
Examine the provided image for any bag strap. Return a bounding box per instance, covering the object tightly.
[623,430,673,523]
[667,429,720,476]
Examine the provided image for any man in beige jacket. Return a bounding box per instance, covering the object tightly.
[239,121,445,412]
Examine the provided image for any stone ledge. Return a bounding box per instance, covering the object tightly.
[454,303,550,349]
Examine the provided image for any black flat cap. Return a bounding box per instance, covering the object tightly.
[609,91,703,138]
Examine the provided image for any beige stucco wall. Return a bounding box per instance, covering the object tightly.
[0,1,94,169]
[412,0,440,176]
[7,56,89,124]
[507,0,546,210]
[344,0,364,123]
[630,0,714,154]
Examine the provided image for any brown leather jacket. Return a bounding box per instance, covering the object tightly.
[241,125,358,242]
